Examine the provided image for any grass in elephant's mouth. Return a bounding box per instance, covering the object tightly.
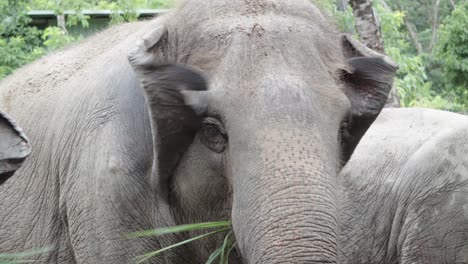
[0,247,51,264]
[129,221,236,264]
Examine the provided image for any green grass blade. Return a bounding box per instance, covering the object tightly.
[204,246,223,264]
[0,260,34,264]
[0,247,51,264]
[219,231,233,263]
[0,248,50,259]
[221,243,236,264]
[129,221,231,238]
[136,227,230,264]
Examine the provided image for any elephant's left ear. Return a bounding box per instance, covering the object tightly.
[0,110,31,185]
[339,34,398,164]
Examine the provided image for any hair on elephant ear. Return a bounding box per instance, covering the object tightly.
[338,34,398,166]
[0,109,31,185]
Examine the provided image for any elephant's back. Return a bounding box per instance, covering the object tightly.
[355,107,468,160]
[345,107,468,183]
[339,109,468,264]
[0,20,150,114]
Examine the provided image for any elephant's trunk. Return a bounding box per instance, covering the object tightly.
[230,124,339,264]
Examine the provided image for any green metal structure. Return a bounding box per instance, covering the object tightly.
[27,9,167,37]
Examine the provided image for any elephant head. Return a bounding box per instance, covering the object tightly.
[0,109,31,185]
[129,1,397,263]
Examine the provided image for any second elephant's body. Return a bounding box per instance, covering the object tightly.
[340,108,468,264]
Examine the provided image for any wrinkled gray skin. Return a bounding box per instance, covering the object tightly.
[339,107,468,264]
[0,0,403,263]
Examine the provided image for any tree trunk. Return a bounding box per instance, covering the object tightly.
[449,0,456,9]
[337,0,349,11]
[429,0,441,51]
[349,0,385,53]
[404,17,424,55]
[55,0,68,35]
[349,0,401,107]
[57,14,68,35]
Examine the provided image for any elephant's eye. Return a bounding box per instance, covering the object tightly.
[200,117,228,153]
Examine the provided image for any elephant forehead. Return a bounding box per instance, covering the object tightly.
[178,17,347,106]
[181,15,340,62]
[177,11,345,76]
[175,0,327,24]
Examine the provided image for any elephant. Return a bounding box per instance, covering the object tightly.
[0,109,31,185]
[338,107,468,264]
[0,0,399,263]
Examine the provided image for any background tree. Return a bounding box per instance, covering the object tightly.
[349,0,385,52]
[436,1,468,107]
[0,0,43,78]
[348,0,401,107]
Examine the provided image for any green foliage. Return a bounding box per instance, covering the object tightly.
[0,0,173,79]
[42,26,76,50]
[436,1,468,106]
[370,0,466,111]
[385,0,453,50]
[0,0,44,78]
[387,48,431,106]
[410,95,467,113]
[131,221,235,264]
[0,35,44,78]
[66,13,90,28]
[314,0,355,33]
[373,1,431,106]
[148,0,174,8]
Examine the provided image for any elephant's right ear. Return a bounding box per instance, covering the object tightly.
[0,110,31,185]
[338,34,398,165]
[128,30,208,202]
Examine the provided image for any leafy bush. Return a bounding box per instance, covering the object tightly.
[436,2,468,107]
[42,26,77,50]
[373,1,430,105]
[0,0,175,79]
[0,0,44,78]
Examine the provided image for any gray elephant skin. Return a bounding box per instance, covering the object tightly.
[0,0,465,263]
[339,108,468,264]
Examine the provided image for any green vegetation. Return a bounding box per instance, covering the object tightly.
[322,0,467,112]
[0,0,173,78]
[0,247,50,264]
[379,0,467,112]
[0,0,43,78]
[130,221,235,264]
[435,1,468,109]
[0,0,466,110]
